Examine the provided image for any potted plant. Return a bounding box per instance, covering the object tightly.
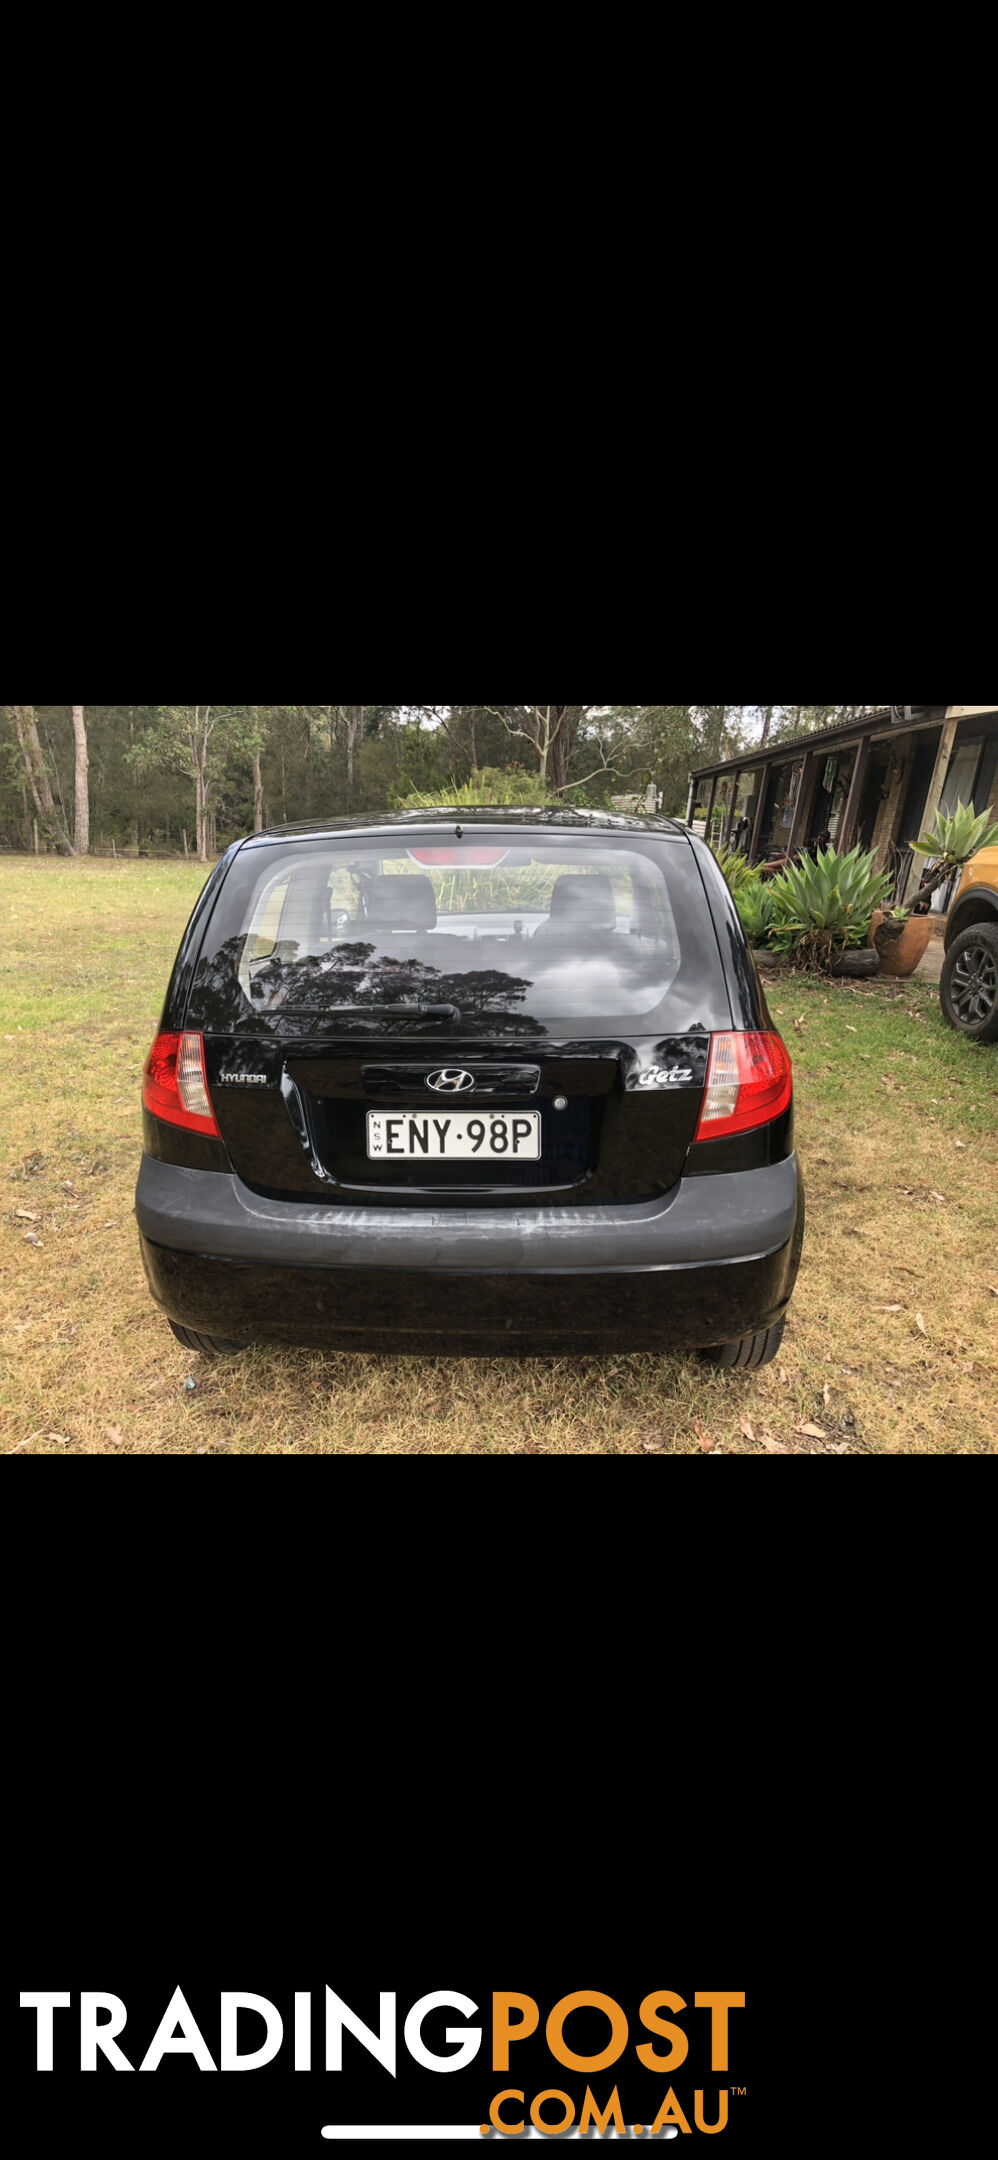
[873,802,998,978]
[873,905,933,978]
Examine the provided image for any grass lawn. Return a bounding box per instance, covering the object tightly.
[2,855,996,1457]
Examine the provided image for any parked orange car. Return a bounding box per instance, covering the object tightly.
[941,845,998,1040]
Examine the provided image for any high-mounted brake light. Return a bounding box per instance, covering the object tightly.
[407,845,510,867]
[693,1031,792,1142]
[142,1031,220,1136]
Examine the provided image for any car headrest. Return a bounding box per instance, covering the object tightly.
[364,875,437,930]
[547,873,616,929]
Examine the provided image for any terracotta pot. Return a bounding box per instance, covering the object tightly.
[874,914,933,978]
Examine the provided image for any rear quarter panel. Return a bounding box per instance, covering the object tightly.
[945,845,998,949]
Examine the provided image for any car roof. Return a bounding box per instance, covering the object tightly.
[240,807,691,848]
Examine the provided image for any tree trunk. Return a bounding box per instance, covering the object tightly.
[253,753,263,832]
[344,704,363,810]
[760,705,774,746]
[43,719,70,832]
[12,706,75,853]
[21,777,31,853]
[548,705,573,794]
[195,762,207,861]
[72,705,90,853]
[304,709,313,814]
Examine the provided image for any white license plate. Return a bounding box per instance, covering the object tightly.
[366,1109,541,1161]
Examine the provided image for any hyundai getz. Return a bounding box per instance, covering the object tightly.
[136,810,804,1365]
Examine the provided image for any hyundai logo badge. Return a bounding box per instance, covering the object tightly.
[426,1069,476,1094]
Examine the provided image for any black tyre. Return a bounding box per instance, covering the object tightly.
[168,1322,250,1357]
[700,1316,786,1370]
[940,923,998,1043]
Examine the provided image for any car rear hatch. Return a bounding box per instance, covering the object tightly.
[184,823,733,1205]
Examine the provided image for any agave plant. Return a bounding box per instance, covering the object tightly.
[734,876,776,946]
[910,799,998,884]
[711,843,755,897]
[766,845,893,966]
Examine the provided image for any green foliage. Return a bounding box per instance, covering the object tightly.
[393,766,553,810]
[765,845,893,963]
[3,706,992,869]
[711,843,755,896]
[910,799,998,867]
[734,876,776,945]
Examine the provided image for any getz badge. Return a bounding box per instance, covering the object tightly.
[636,1066,694,1087]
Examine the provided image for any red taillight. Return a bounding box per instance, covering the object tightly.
[407,846,510,867]
[142,1031,220,1136]
[693,1031,793,1142]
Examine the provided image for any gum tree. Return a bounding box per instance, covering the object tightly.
[72,705,89,853]
[129,705,261,861]
[8,704,75,853]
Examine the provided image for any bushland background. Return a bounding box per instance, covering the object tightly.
[1,704,879,859]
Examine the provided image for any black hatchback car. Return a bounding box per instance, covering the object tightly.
[136,810,804,1367]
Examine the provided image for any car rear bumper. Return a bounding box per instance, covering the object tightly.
[136,1152,804,1353]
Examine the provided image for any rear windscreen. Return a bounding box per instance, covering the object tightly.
[186,832,731,1037]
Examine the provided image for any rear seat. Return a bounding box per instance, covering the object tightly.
[529,873,617,947]
[348,875,466,968]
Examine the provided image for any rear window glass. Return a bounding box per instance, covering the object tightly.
[187,832,729,1037]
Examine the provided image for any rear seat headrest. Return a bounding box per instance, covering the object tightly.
[363,874,437,929]
[546,873,616,929]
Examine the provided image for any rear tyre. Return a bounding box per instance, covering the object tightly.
[700,1316,786,1369]
[168,1322,251,1358]
[940,923,998,1043]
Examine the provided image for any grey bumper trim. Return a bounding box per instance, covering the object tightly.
[135,1153,800,1275]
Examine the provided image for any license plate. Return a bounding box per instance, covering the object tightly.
[366,1109,541,1161]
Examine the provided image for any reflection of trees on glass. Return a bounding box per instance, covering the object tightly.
[189,923,680,1036]
[260,945,538,1026]
[189,934,257,1029]
[189,934,545,1035]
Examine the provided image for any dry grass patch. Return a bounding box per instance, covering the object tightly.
[2,859,996,1456]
